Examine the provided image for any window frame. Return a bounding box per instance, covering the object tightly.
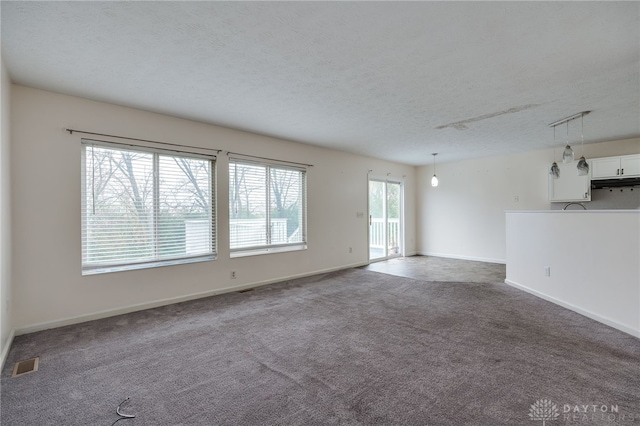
[228,157,307,257]
[81,139,217,275]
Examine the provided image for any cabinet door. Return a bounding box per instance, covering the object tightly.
[591,157,621,179]
[548,161,591,202]
[620,154,640,177]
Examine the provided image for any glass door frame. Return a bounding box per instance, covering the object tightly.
[367,175,404,263]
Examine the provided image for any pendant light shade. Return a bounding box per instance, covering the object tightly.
[562,121,574,163]
[562,145,574,163]
[577,157,588,176]
[431,153,438,187]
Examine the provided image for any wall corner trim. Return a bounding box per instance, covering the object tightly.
[1,329,16,370]
[14,261,370,336]
[504,279,639,338]
[417,251,506,265]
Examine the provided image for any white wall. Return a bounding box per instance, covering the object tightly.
[0,58,13,363]
[506,211,640,337]
[416,138,640,263]
[10,85,416,332]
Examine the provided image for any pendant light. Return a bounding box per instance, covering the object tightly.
[562,120,574,163]
[549,126,560,179]
[576,114,589,176]
[431,153,439,187]
[548,111,590,169]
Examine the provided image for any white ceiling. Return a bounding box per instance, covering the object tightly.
[1,1,639,166]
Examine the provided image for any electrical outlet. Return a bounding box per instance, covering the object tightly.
[230,271,237,279]
[514,195,520,202]
[544,267,551,277]
[349,247,353,253]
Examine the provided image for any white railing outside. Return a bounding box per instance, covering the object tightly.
[229,218,288,248]
[184,219,211,254]
[186,218,300,251]
[288,226,301,242]
[370,218,400,252]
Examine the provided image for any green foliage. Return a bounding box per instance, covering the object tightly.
[369,181,400,218]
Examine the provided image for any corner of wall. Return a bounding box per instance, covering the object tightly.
[0,329,15,370]
[0,56,14,362]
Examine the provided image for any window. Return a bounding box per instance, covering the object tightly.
[229,158,307,256]
[81,140,215,274]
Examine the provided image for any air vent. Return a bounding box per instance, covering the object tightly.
[12,357,39,377]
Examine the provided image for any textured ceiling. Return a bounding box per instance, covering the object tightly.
[1,1,639,165]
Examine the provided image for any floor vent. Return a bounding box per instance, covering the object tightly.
[12,357,39,377]
[238,288,254,293]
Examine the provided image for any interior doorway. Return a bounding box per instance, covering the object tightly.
[368,178,403,262]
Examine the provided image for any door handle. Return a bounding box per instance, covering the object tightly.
[617,169,620,175]
[369,215,372,226]
[621,168,624,175]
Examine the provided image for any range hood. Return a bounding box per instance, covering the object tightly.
[591,177,640,189]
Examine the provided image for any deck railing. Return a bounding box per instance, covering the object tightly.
[186,218,295,251]
[370,218,400,250]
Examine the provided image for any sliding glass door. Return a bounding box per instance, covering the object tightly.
[368,179,402,261]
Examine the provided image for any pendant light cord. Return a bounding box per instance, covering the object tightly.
[581,114,585,156]
[552,126,556,161]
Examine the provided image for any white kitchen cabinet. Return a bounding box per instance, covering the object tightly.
[591,154,640,179]
[548,161,591,202]
[621,155,640,176]
[591,157,620,179]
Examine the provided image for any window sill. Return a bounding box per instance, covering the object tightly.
[230,244,307,258]
[82,254,216,275]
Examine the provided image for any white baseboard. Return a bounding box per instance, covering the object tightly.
[504,279,639,338]
[417,251,506,265]
[14,261,369,336]
[1,328,15,370]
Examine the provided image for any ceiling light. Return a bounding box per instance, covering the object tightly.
[576,113,589,176]
[549,126,560,179]
[431,153,439,187]
[548,111,591,166]
[562,121,574,163]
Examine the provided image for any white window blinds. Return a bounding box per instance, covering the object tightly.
[81,140,215,274]
[229,158,307,254]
